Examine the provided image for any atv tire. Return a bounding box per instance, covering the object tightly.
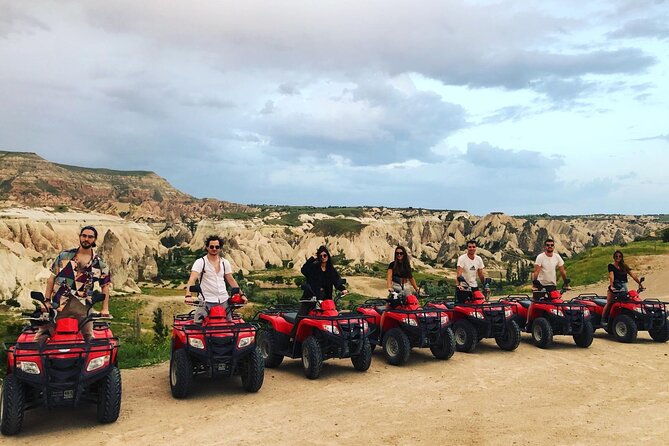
[257,329,284,368]
[97,365,122,423]
[532,317,553,349]
[302,335,323,379]
[0,374,25,436]
[382,328,411,366]
[240,348,265,392]
[613,314,637,343]
[351,337,372,371]
[430,327,456,360]
[495,320,521,351]
[573,321,594,348]
[170,348,194,399]
[454,320,478,353]
[649,318,669,342]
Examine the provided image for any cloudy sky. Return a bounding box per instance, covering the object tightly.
[1,0,667,215]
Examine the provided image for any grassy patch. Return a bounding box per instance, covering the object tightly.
[312,218,367,237]
[118,336,170,369]
[140,287,183,297]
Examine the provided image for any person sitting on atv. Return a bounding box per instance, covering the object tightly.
[455,240,487,303]
[299,245,347,315]
[532,238,570,295]
[184,235,246,323]
[34,225,111,345]
[387,245,420,296]
[601,250,644,325]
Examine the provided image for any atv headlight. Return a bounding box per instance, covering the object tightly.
[323,324,340,335]
[583,309,590,318]
[473,311,484,319]
[17,361,40,375]
[188,337,205,349]
[634,307,645,314]
[237,336,253,348]
[362,320,369,332]
[550,309,564,317]
[505,308,513,318]
[86,355,110,372]
[440,314,449,325]
[402,318,418,326]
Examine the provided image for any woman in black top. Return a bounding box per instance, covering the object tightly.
[602,250,643,323]
[387,245,419,294]
[299,245,347,315]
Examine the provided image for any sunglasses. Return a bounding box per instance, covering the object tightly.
[208,245,221,250]
[614,254,622,258]
[80,234,96,239]
[395,252,404,256]
[545,244,554,247]
[319,253,329,258]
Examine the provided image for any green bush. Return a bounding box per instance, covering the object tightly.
[312,218,367,237]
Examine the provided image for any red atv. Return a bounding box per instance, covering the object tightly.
[572,278,669,343]
[357,287,455,366]
[503,279,594,348]
[1,291,120,436]
[169,285,263,398]
[426,278,520,353]
[255,282,372,379]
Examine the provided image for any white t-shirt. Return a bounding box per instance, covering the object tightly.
[457,254,485,287]
[191,256,233,303]
[534,252,564,286]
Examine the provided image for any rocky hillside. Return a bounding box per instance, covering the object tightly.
[0,151,251,221]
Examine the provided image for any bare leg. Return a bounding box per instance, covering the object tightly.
[602,291,613,321]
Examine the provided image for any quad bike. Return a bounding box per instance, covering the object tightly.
[169,285,263,399]
[572,278,669,343]
[255,281,372,380]
[357,285,455,366]
[1,291,120,436]
[425,277,520,353]
[501,279,594,349]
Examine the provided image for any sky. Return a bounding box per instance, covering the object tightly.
[1,0,668,215]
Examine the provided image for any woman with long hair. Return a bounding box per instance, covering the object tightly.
[602,250,644,324]
[387,245,419,295]
[299,245,347,315]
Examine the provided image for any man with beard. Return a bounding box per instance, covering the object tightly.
[34,226,111,345]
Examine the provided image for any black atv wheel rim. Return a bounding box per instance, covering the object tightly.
[455,328,466,346]
[386,337,399,357]
[533,324,543,341]
[615,321,628,338]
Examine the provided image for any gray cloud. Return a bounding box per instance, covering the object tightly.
[608,18,669,40]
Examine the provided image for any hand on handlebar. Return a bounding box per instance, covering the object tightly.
[184,296,195,304]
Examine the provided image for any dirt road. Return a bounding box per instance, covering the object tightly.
[8,257,669,445]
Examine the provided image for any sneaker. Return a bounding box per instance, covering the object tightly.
[600,317,608,326]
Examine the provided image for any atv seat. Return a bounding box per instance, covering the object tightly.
[282,312,298,324]
[518,300,531,309]
[593,298,607,307]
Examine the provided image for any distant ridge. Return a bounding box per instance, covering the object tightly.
[0,150,251,221]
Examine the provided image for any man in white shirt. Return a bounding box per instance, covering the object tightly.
[456,240,486,301]
[184,235,246,322]
[532,238,570,292]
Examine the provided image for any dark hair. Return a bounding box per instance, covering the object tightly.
[205,235,223,248]
[80,225,98,248]
[392,245,412,278]
[466,240,477,247]
[316,245,334,269]
[544,238,554,245]
[613,250,631,273]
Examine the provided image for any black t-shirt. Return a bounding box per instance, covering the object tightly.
[388,261,412,283]
[608,263,628,283]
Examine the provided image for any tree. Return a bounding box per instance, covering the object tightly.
[152,307,168,342]
[662,227,669,243]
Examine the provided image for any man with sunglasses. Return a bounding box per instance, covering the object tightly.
[35,225,111,345]
[184,235,245,323]
[455,240,486,301]
[532,238,570,292]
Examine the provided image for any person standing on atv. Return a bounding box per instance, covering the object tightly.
[387,245,419,295]
[184,235,246,323]
[601,250,644,324]
[34,225,111,345]
[299,245,347,315]
[532,238,570,294]
[455,240,487,302]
